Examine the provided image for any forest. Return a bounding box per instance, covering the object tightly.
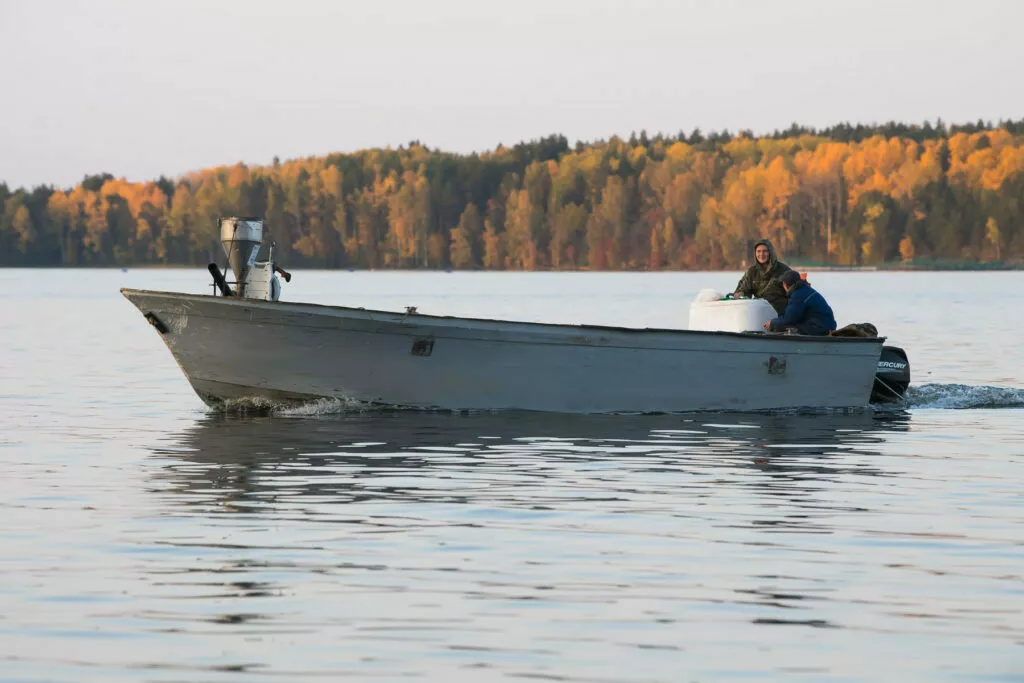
[2,119,1023,270]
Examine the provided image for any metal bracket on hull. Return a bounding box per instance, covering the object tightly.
[144,312,169,334]
[411,338,434,357]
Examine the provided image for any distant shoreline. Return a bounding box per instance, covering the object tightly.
[792,263,1023,272]
[3,264,1022,272]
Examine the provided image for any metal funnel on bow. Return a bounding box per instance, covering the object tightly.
[219,217,263,285]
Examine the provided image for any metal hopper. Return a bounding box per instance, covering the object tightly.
[219,217,264,292]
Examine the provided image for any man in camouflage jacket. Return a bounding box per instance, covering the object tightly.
[732,239,790,315]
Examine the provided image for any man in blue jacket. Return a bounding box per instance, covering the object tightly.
[763,270,837,336]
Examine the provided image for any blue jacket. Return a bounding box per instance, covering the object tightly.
[769,282,837,333]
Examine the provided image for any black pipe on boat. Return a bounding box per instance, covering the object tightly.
[208,263,234,297]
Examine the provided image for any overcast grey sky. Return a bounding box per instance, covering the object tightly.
[1,0,1021,189]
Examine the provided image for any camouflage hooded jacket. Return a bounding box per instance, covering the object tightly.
[734,239,790,315]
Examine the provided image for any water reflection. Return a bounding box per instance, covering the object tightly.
[123,410,1024,682]
[142,409,918,643]
[149,410,911,514]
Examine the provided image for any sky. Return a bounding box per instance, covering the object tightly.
[1,0,1021,189]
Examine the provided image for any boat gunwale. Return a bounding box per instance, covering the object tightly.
[120,288,887,345]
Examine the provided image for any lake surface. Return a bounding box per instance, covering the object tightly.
[1,269,1022,682]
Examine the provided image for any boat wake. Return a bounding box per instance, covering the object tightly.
[274,398,367,417]
[220,396,366,416]
[904,383,1024,409]
[213,383,1024,417]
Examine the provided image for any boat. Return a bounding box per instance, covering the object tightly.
[121,217,911,413]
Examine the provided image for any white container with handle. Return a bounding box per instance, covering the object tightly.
[688,297,777,332]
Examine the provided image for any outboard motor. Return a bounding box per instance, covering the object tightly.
[210,216,290,300]
[871,346,910,403]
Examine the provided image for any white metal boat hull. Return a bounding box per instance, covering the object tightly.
[121,288,885,413]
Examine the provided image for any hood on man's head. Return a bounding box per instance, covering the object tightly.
[753,239,778,266]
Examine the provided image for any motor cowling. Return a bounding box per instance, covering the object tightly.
[871,346,910,403]
[243,262,281,301]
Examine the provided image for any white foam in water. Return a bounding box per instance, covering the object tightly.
[906,383,1024,409]
[219,395,369,416]
[220,395,278,413]
[275,397,366,417]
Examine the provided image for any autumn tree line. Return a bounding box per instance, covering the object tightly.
[2,119,1024,270]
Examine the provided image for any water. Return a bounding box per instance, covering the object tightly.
[1,269,1022,682]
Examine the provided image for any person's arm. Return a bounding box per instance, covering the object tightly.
[762,279,787,307]
[769,291,808,330]
[734,269,753,297]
